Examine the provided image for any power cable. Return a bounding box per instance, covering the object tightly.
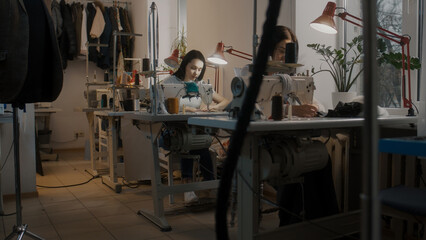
[36,171,100,188]
[215,1,282,239]
[0,142,13,171]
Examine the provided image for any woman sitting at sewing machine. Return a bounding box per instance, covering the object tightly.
[162,50,229,113]
[269,25,325,118]
[161,50,229,203]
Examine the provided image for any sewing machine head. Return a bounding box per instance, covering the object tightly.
[227,74,316,119]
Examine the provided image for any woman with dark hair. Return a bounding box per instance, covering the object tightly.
[163,49,229,113]
[269,25,324,118]
[269,25,299,63]
[162,50,229,203]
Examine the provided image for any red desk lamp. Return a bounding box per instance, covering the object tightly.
[310,1,414,114]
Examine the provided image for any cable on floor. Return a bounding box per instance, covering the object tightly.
[36,170,100,188]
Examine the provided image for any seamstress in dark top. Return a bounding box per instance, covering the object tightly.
[270,25,339,226]
[269,25,324,118]
[162,50,229,203]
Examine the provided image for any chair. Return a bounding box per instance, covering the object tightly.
[379,137,426,240]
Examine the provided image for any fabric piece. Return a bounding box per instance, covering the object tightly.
[80,4,87,54]
[90,5,105,39]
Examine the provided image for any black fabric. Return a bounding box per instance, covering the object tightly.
[86,3,98,63]
[0,0,29,103]
[326,101,363,117]
[380,185,426,216]
[277,160,340,226]
[97,7,112,69]
[12,0,63,104]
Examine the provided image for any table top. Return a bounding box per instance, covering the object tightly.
[125,111,228,122]
[188,115,418,132]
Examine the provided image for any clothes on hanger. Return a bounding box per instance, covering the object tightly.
[51,0,133,71]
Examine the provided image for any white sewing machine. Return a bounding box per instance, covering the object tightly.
[227,74,316,119]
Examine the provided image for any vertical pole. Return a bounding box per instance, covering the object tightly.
[252,0,258,62]
[151,2,158,115]
[113,31,118,112]
[361,0,380,239]
[12,107,22,226]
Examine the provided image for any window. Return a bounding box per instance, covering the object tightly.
[376,0,420,109]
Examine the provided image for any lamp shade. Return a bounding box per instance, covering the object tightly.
[207,42,228,65]
[164,49,180,68]
[310,1,338,34]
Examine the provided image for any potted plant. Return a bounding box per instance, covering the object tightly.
[308,36,421,107]
[307,35,363,107]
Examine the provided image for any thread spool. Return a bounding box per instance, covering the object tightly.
[135,72,140,85]
[166,98,179,114]
[285,42,297,64]
[104,71,109,82]
[142,58,150,72]
[101,94,107,108]
[271,95,283,121]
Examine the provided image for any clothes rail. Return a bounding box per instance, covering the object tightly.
[67,0,132,5]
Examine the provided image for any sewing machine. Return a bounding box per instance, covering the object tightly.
[227,75,316,119]
[160,82,214,112]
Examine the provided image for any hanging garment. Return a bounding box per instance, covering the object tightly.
[1,0,63,104]
[80,3,87,55]
[0,0,29,103]
[97,7,112,69]
[51,0,63,38]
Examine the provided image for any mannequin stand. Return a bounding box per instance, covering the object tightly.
[5,106,44,240]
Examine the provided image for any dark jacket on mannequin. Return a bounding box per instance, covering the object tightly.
[0,0,63,104]
[0,0,29,103]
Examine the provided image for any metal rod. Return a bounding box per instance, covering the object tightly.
[113,30,118,112]
[113,32,142,37]
[12,107,22,226]
[361,0,380,239]
[252,0,257,62]
[150,2,158,115]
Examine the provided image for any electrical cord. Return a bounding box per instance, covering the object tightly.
[36,170,100,188]
[215,1,281,239]
[213,135,227,154]
[0,142,13,171]
[0,212,16,216]
[236,170,359,240]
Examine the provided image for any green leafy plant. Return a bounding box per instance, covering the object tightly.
[308,36,421,92]
[376,38,421,70]
[307,36,363,92]
[161,27,187,72]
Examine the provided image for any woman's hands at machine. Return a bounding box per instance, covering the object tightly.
[290,104,318,118]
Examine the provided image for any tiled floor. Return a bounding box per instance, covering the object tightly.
[0,150,279,240]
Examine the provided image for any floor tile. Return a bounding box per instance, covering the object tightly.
[54,218,105,237]
[47,207,94,224]
[109,224,167,240]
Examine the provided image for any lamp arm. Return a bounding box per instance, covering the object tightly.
[338,11,413,109]
[226,48,253,61]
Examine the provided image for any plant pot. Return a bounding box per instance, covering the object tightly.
[332,92,357,108]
